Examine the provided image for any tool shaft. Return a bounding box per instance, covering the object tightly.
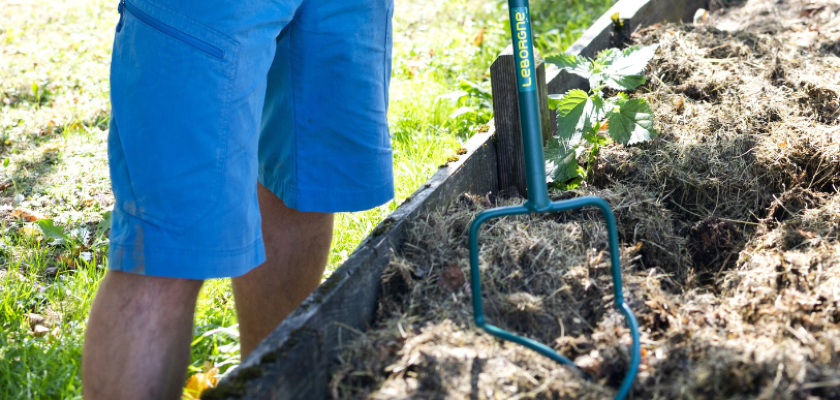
[507,0,549,210]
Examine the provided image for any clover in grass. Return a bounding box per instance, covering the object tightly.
[544,45,658,189]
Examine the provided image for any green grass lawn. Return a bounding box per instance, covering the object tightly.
[0,0,611,397]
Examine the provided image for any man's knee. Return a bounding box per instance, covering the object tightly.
[257,183,334,230]
[96,270,204,313]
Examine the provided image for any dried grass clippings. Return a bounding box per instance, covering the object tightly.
[330,0,840,398]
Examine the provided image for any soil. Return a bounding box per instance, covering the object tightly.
[328,0,840,398]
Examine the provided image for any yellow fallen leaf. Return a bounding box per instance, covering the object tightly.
[474,27,485,46]
[19,226,41,237]
[41,143,62,153]
[182,363,219,400]
[58,255,76,268]
[673,95,685,113]
[12,208,46,221]
[599,121,609,131]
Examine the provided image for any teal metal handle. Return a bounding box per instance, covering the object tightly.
[465,1,642,399]
[506,0,550,211]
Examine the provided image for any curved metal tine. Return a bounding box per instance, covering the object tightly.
[467,205,582,373]
[548,196,641,400]
[468,197,641,399]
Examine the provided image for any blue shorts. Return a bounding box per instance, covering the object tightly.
[106,0,395,279]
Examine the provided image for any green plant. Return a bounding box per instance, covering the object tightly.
[544,45,659,188]
[434,79,493,140]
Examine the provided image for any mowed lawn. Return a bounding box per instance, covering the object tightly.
[0,0,611,398]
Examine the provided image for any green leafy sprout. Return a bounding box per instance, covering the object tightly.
[544,45,659,189]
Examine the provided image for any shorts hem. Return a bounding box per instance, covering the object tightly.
[259,171,394,213]
[107,238,266,280]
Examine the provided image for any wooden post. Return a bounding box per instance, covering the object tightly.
[490,46,550,199]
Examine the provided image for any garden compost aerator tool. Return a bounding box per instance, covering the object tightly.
[468,1,641,399]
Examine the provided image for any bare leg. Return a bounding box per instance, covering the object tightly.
[83,270,203,400]
[232,183,334,358]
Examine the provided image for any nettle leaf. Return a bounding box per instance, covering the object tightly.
[606,98,657,145]
[545,45,659,190]
[604,92,628,113]
[598,45,658,90]
[545,53,592,80]
[555,90,588,144]
[555,89,604,146]
[547,94,564,110]
[544,136,562,161]
[544,139,580,184]
[594,48,621,65]
[590,48,618,88]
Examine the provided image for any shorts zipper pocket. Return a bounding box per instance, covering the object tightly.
[116,0,224,60]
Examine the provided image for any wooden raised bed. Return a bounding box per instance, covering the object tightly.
[210,0,707,398]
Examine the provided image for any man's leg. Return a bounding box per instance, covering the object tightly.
[83,271,203,400]
[232,183,334,358]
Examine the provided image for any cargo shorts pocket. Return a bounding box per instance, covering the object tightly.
[109,0,239,233]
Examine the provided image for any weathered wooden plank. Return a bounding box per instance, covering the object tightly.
[622,0,710,30]
[490,49,550,198]
[547,0,710,93]
[536,57,551,146]
[208,128,499,400]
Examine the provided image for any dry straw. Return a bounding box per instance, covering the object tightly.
[331,0,840,398]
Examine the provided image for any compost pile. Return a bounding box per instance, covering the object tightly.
[330,0,840,398]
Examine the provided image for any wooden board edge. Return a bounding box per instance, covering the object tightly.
[210,126,499,400]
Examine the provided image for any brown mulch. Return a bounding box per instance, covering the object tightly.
[329,0,840,398]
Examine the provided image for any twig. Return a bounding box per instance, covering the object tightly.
[333,321,364,336]
[802,380,840,390]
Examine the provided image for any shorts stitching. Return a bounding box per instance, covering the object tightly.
[383,2,392,104]
[130,16,221,61]
[295,179,394,196]
[289,25,301,209]
[109,117,142,208]
[280,179,394,201]
[209,37,239,231]
[136,0,238,45]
